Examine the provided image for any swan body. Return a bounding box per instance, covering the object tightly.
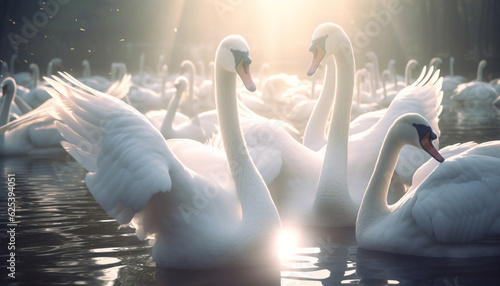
[49,35,280,269]
[451,60,498,107]
[356,114,500,258]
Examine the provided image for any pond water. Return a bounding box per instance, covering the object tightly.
[1,105,500,286]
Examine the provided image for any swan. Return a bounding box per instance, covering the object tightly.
[428,57,442,71]
[405,59,419,86]
[378,69,399,107]
[20,63,52,109]
[179,60,198,117]
[156,76,206,141]
[9,54,32,87]
[0,78,64,156]
[356,114,500,258]
[46,58,63,77]
[442,57,467,105]
[365,51,382,90]
[251,23,442,227]
[387,59,405,91]
[0,73,131,157]
[351,67,380,120]
[303,33,442,185]
[1,61,9,78]
[49,35,281,269]
[78,60,112,91]
[451,60,498,107]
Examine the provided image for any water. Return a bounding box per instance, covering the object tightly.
[1,106,500,286]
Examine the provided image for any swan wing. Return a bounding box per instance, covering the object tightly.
[411,141,500,243]
[47,75,188,226]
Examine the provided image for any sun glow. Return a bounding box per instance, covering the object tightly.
[278,227,300,259]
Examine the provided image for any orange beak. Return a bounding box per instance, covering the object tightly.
[236,58,256,92]
[421,132,445,163]
[307,44,325,76]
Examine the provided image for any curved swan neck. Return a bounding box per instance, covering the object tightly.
[181,61,196,117]
[303,56,336,150]
[82,61,91,78]
[368,52,381,89]
[160,85,183,136]
[9,54,17,74]
[0,83,15,126]
[47,60,56,77]
[314,35,357,223]
[449,57,455,77]
[477,60,486,82]
[405,60,416,85]
[215,63,279,230]
[357,127,402,229]
[31,64,40,89]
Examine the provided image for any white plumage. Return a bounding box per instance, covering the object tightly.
[48,35,280,269]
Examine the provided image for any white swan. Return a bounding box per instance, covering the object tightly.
[405,59,419,86]
[251,23,442,227]
[156,76,207,141]
[442,56,467,106]
[78,60,112,91]
[303,24,443,190]
[356,114,500,258]
[451,60,498,107]
[0,78,64,156]
[49,35,281,269]
[20,63,52,109]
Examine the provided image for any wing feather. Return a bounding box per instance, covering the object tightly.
[49,74,181,226]
[411,143,500,243]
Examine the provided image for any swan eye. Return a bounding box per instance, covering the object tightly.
[309,35,328,56]
[2,84,7,96]
[231,49,252,74]
[412,123,436,140]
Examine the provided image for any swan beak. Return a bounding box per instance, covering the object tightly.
[421,131,445,163]
[307,44,325,76]
[236,59,256,92]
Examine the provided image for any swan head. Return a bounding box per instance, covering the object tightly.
[216,35,256,92]
[395,114,445,163]
[307,23,351,76]
[50,58,63,67]
[174,76,188,92]
[1,77,16,99]
[180,60,195,74]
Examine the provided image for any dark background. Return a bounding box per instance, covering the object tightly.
[1,0,499,81]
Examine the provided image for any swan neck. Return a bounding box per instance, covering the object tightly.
[83,61,91,78]
[371,54,381,89]
[314,38,356,218]
[303,56,336,150]
[477,61,485,82]
[0,87,14,126]
[30,64,40,89]
[357,128,401,228]
[47,61,55,77]
[188,67,195,117]
[405,61,414,85]
[9,54,16,74]
[160,87,183,136]
[449,57,454,77]
[215,64,279,231]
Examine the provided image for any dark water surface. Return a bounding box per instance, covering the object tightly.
[1,106,500,286]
